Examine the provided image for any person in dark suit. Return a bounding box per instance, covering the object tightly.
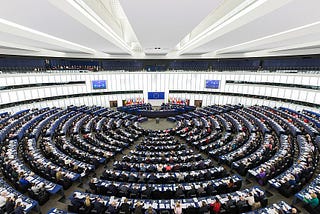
[236,196,248,208]
[148,173,157,183]
[128,173,137,182]
[106,201,118,214]
[145,206,156,214]
[175,185,185,198]
[187,185,197,197]
[107,182,118,195]
[133,201,143,214]
[5,197,16,214]
[130,184,140,197]
[71,193,83,208]
[205,182,215,195]
[199,201,209,214]
[142,184,153,198]
[119,185,130,197]
[225,195,235,209]
[13,201,24,214]
[118,198,131,214]
[93,197,106,214]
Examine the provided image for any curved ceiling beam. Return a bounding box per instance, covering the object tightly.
[0,18,101,55]
[167,0,292,57]
[49,0,144,57]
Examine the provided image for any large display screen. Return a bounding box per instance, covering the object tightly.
[148,92,165,99]
[92,80,106,89]
[205,80,220,89]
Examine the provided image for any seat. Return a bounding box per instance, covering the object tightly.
[260,198,268,207]
[129,193,137,198]
[68,205,79,213]
[141,193,148,199]
[227,205,237,214]
[90,209,98,214]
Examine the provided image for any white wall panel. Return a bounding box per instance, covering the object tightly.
[301,76,309,85]
[307,91,316,103]
[260,75,268,82]
[299,91,307,102]
[0,71,319,112]
[290,89,299,100]
[286,76,295,84]
[309,76,318,86]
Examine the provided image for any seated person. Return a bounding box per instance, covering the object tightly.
[148,173,157,183]
[82,195,92,213]
[199,201,209,214]
[227,178,234,190]
[89,178,98,192]
[176,173,184,182]
[225,195,235,208]
[145,206,156,214]
[133,201,144,214]
[304,193,319,208]
[5,196,16,214]
[0,192,7,208]
[174,201,183,214]
[142,184,153,198]
[205,182,215,195]
[128,173,137,182]
[13,201,25,214]
[71,193,83,208]
[210,198,221,214]
[187,185,197,197]
[31,183,45,195]
[18,175,30,191]
[130,185,140,197]
[93,197,106,214]
[236,196,248,208]
[107,182,118,195]
[197,184,206,196]
[118,198,131,214]
[175,185,185,198]
[119,184,130,197]
[246,192,261,210]
[288,175,296,186]
[56,170,63,182]
[257,169,267,185]
[138,172,146,183]
[106,201,118,214]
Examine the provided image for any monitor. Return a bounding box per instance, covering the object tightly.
[205,80,220,89]
[92,80,106,89]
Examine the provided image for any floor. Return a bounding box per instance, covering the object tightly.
[36,118,311,213]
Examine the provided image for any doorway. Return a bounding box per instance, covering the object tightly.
[194,100,202,107]
[109,100,118,107]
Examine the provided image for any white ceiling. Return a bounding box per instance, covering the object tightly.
[119,0,223,55]
[0,0,319,59]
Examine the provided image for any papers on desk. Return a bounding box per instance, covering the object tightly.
[152,201,158,209]
[184,185,191,190]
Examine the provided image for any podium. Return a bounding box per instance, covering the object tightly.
[156,118,160,124]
